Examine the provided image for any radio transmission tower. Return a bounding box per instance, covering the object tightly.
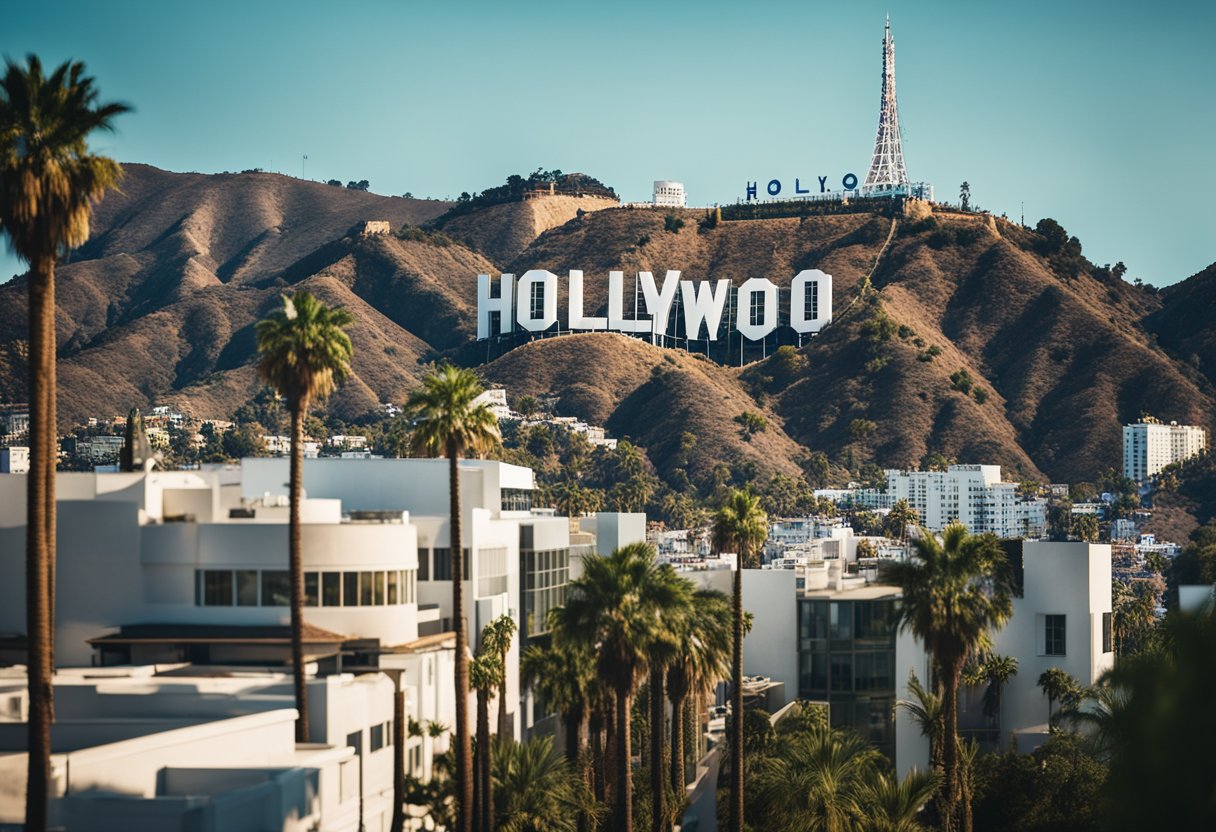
[863,16,911,191]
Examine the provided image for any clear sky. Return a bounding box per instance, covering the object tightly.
[3,0,1214,286]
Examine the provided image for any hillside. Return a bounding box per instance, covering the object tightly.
[1,164,1214,494]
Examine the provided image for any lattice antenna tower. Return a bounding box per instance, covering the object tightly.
[863,16,910,190]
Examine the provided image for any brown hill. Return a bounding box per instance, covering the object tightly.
[1,165,1213,492]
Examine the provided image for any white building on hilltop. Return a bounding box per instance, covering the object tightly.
[1122,420,1206,482]
[883,465,1046,538]
[652,180,686,208]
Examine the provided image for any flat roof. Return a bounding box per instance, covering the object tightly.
[88,622,348,645]
[800,583,903,601]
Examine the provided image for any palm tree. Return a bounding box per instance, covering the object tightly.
[859,769,941,832]
[751,725,883,832]
[256,290,353,742]
[521,640,593,765]
[884,499,920,544]
[884,523,1014,830]
[492,735,603,832]
[897,670,944,774]
[643,567,693,832]
[978,654,1018,738]
[0,55,128,832]
[1037,667,1081,727]
[483,614,517,738]
[712,488,768,832]
[552,543,685,832]
[666,590,732,794]
[408,364,501,832]
[470,651,501,832]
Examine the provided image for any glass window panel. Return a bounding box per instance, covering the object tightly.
[305,572,319,607]
[831,654,852,692]
[361,571,374,606]
[374,571,386,605]
[236,570,259,606]
[387,571,399,605]
[419,548,429,581]
[261,571,290,607]
[323,572,341,607]
[203,570,233,606]
[830,602,852,640]
[344,572,359,607]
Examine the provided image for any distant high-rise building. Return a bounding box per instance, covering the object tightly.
[883,465,1046,539]
[862,17,934,201]
[1122,420,1207,482]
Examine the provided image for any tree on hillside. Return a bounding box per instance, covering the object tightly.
[408,365,502,832]
[0,55,129,832]
[885,524,1014,829]
[346,179,370,191]
[256,291,354,742]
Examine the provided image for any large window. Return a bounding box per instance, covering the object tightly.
[478,547,510,597]
[523,547,571,637]
[433,548,471,582]
[501,489,533,512]
[196,569,417,608]
[1102,611,1112,654]
[1045,614,1066,656]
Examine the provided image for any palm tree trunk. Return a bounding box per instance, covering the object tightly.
[729,558,744,832]
[941,658,963,832]
[564,705,584,766]
[289,404,310,743]
[25,256,56,832]
[649,664,666,832]
[615,687,633,832]
[475,688,491,832]
[669,693,684,795]
[497,645,510,739]
[591,710,605,803]
[605,704,616,806]
[449,444,473,832]
[392,683,405,832]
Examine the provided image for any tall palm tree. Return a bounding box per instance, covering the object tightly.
[521,640,593,765]
[256,290,353,742]
[470,651,501,832]
[1037,667,1081,727]
[884,523,1013,830]
[552,543,685,832]
[975,654,1018,738]
[483,614,517,738]
[643,567,693,832]
[408,364,501,832]
[884,499,920,544]
[0,55,129,832]
[492,735,603,832]
[712,488,768,832]
[666,590,732,795]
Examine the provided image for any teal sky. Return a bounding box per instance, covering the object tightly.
[3,0,1214,286]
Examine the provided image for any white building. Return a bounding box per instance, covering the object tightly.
[1122,420,1207,482]
[883,465,1046,538]
[0,666,412,832]
[690,540,1113,769]
[0,446,28,474]
[652,180,686,208]
[471,388,513,422]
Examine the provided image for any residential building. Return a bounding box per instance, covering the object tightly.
[883,465,1046,538]
[1122,420,1207,482]
[0,446,28,475]
[0,404,28,443]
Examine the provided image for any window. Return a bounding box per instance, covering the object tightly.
[261,571,290,607]
[201,570,233,606]
[477,547,509,597]
[830,602,852,641]
[831,654,852,692]
[343,572,359,607]
[501,489,533,512]
[236,570,259,606]
[322,572,341,606]
[433,548,470,582]
[304,572,319,607]
[346,730,362,756]
[419,548,429,581]
[1102,612,1112,654]
[370,723,385,752]
[387,571,399,605]
[1045,614,1066,656]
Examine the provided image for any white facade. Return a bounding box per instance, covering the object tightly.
[884,465,1046,538]
[0,446,28,474]
[1122,420,1207,482]
[652,180,686,208]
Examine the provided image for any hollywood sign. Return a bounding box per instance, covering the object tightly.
[476,269,832,342]
[746,174,860,200]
